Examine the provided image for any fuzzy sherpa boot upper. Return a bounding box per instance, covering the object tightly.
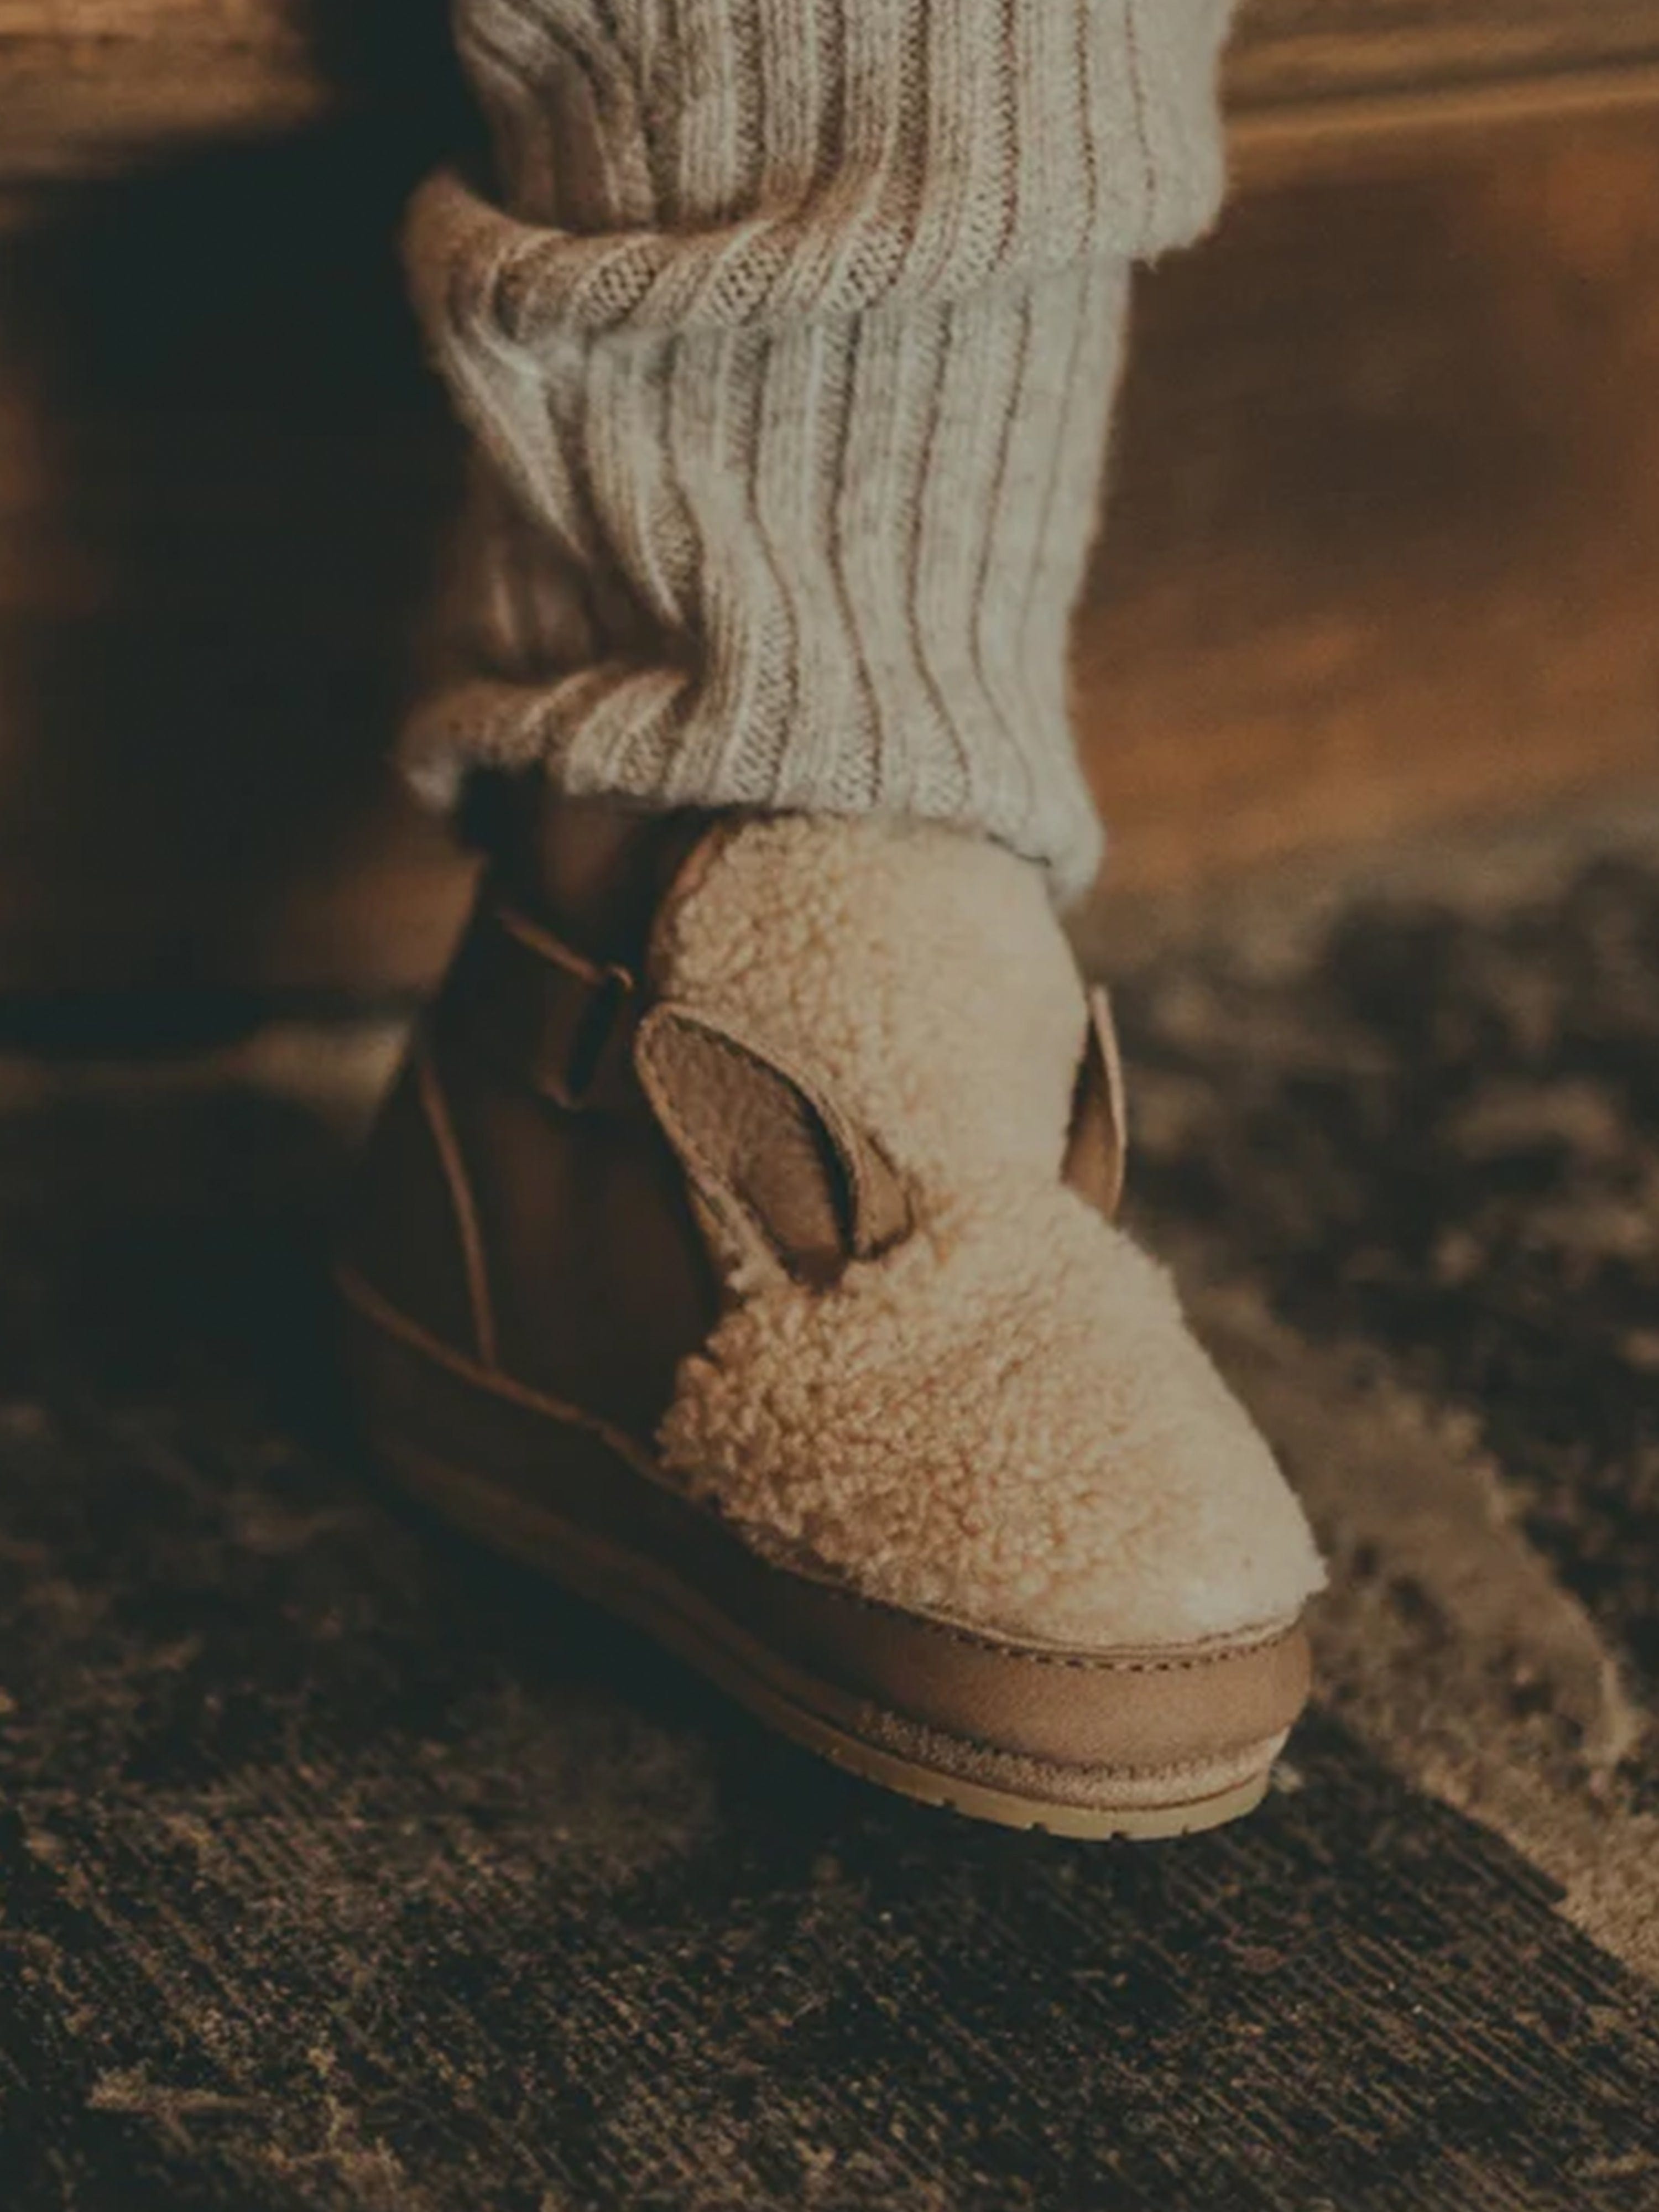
[643,814,1324,1648]
[339,792,1322,1838]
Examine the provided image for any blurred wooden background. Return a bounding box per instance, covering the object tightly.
[2,1,1658,995]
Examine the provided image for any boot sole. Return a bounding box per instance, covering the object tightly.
[341,1272,1303,1841]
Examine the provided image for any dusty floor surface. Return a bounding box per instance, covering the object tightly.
[2,797,1658,2210]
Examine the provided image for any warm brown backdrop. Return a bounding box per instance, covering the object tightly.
[2,1,1657,992]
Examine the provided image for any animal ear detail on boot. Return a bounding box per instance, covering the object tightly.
[634,1006,912,1288]
[1063,983,1128,1220]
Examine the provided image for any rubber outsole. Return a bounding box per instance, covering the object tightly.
[376,1433,1280,1841]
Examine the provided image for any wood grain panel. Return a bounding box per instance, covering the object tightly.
[1079,115,1659,895]
[3,0,1659,180]
[1229,0,1659,111]
[0,0,465,181]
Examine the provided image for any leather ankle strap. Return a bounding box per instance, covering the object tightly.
[439,899,642,1114]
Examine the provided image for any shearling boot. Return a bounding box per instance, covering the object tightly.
[338,785,1322,1837]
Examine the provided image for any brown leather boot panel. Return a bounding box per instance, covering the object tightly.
[486,785,717,970]
[342,791,724,1449]
[438,1073,718,1443]
[337,1052,486,1359]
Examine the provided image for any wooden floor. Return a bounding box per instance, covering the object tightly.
[1,3,1657,989]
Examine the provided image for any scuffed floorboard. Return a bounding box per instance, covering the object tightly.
[3,794,1659,2209]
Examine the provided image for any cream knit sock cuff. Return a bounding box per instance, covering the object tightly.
[405,1,1236,903]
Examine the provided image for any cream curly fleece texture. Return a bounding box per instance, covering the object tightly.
[651,816,1324,1648]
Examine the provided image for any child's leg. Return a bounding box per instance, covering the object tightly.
[340,1,1322,1838]
[403,0,1238,902]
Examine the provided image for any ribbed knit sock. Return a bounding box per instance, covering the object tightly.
[406,0,1235,904]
